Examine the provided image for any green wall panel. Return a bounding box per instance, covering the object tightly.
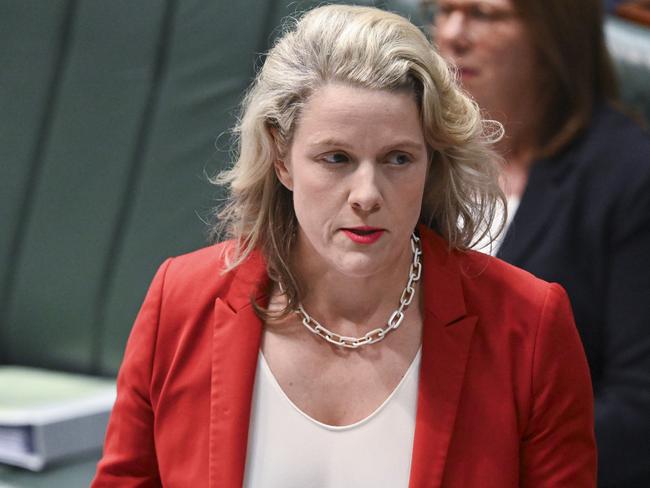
[97,0,278,374]
[5,0,166,371]
[0,1,71,362]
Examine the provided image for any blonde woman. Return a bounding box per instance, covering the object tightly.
[92,5,595,487]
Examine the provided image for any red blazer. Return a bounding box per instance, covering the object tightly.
[92,226,596,487]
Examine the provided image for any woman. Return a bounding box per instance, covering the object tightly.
[92,5,595,487]
[432,0,650,486]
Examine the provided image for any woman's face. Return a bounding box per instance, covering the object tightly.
[433,0,538,119]
[275,83,429,279]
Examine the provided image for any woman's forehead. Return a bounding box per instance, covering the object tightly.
[292,84,426,148]
[437,0,514,9]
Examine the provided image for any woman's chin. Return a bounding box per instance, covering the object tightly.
[330,252,391,279]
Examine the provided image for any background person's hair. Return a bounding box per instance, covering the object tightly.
[212,4,505,316]
[509,0,618,156]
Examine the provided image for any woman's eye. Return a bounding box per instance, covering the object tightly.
[468,5,492,19]
[322,152,349,164]
[469,4,512,21]
[437,4,453,17]
[387,153,412,166]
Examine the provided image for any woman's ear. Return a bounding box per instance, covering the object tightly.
[274,158,293,191]
[269,126,293,191]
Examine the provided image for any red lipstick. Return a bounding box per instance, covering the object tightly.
[341,226,385,244]
[458,67,479,80]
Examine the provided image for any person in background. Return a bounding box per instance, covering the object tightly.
[604,0,625,13]
[92,4,596,487]
[432,0,650,486]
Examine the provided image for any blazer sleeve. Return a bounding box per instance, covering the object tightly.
[596,171,650,487]
[90,258,172,488]
[520,283,597,487]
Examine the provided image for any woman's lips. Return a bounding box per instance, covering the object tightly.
[458,67,479,80]
[341,227,385,244]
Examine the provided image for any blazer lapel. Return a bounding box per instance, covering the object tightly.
[209,251,269,488]
[409,227,478,488]
[498,150,577,265]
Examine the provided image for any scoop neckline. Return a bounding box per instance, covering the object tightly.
[257,346,422,431]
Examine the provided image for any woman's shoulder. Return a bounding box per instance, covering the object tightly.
[594,103,650,143]
[421,227,561,316]
[574,105,650,227]
[451,246,572,338]
[455,248,559,308]
[157,240,267,309]
[161,240,232,290]
[575,103,650,174]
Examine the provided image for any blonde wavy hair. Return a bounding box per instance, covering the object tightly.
[213,4,505,314]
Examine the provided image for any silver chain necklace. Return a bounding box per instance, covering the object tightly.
[295,233,422,349]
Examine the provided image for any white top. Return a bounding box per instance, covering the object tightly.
[243,348,422,488]
[473,194,521,256]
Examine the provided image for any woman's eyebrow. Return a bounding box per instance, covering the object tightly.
[309,137,424,152]
[308,137,354,149]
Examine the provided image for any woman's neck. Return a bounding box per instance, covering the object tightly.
[287,236,419,336]
[494,104,542,198]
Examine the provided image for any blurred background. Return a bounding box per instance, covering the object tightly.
[0,0,648,486]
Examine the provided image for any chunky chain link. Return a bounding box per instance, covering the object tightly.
[296,233,422,349]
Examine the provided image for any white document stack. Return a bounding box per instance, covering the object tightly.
[0,366,116,471]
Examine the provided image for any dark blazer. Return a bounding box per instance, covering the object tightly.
[498,105,650,487]
[92,226,596,487]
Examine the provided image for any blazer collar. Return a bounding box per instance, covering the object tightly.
[498,139,582,265]
[208,228,476,488]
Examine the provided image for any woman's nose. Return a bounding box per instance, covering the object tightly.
[348,163,382,213]
[435,11,471,54]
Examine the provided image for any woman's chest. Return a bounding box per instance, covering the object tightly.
[243,348,421,487]
[261,330,422,426]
